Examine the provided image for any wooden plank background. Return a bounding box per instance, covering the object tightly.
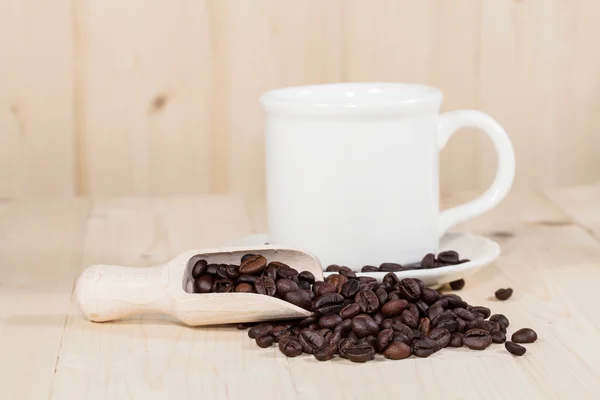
[1,0,600,202]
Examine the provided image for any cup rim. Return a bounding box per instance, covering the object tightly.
[260,82,443,111]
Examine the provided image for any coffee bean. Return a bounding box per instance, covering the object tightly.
[256,335,274,348]
[361,265,380,272]
[414,300,429,317]
[241,253,257,263]
[205,264,219,275]
[326,274,348,293]
[375,288,389,305]
[376,329,394,351]
[338,266,356,278]
[237,274,257,285]
[328,331,343,345]
[313,342,337,361]
[262,265,278,281]
[419,317,431,336]
[421,253,438,269]
[248,323,272,339]
[441,294,468,309]
[319,313,343,330]
[278,266,299,279]
[511,328,537,343]
[341,280,361,298]
[438,251,460,265]
[298,329,325,354]
[495,288,513,301]
[295,270,314,284]
[505,341,526,356]
[463,329,492,350]
[355,290,380,313]
[191,259,208,278]
[398,278,422,301]
[314,282,336,297]
[381,299,409,317]
[239,254,267,274]
[341,341,375,363]
[271,326,290,342]
[491,330,506,343]
[284,290,312,310]
[340,303,361,319]
[380,262,404,272]
[234,282,253,293]
[400,309,418,329]
[194,275,213,293]
[225,265,240,279]
[471,306,491,319]
[351,315,380,338]
[390,321,414,341]
[412,336,436,357]
[427,304,445,322]
[431,310,456,327]
[325,265,341,272]
[308,323,320,331]
[275,278,298,297]
[381,272,400,286]
[449,332,464,347]
[298,315,319,328]
[334,318,353,335]
[454,307,476,321]
[383,341,411,360]
[253,276,275,296]
[429,327,452,350]
[490,314,510,329]
[279,337,303,357]
[314,293,344,314]
[421,288,440,305]
[449,279,465,290]
[456,318,467,333]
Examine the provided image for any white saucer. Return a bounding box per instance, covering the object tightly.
[229,232,500,288]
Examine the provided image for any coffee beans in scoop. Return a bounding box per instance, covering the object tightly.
[187,253,538,362]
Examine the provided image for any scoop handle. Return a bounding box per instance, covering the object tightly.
[75,264,172,322]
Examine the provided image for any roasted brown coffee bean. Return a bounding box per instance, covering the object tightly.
[495,288,513,300]
[298,315,319,328]
[248,323,273,339]
[341,280,361,298]
[284,290,312,310]
[239,254,267,274]
[449,332,464,347]
[352,315,380,338]
[362,335,378,349]
[255,276,276,296]
[314,293,345,314]
[271,326,290,342]
[334,318,353,335]
[297,270,315,284]
[308,323,320,331]
[338,266,356,278]
[379,262,404,272]
[387,291,401,302]
[340,303,361,320]
[431,309,456,327]
[511,328,537,343]
[421,253,438,269]
[191,259,208,278]
[421,288,440,305]
[361,265,380,272]
[381,319,394,330]
[376,328,394,351]
[241,253,257,263]
[449,279,465,290]
[328,330,343,345]
[383,341,411,360]
[315,282,337,297]
[463,329,492,350]
[325,264,341,272]
[397,278,422,301]
[414,300,429,317]
[441,294,468,309]
[490,314,510,329]
[278,266,299,279]
[256,335,274,348]
[381,299,409,317]
[419,317,431,335]
[234,282,253,293]
[471,306,491,319]
[326,274,348,293]
[279,337,303,357]
[505,341,526,356]
[427,304,445,322]
[224,265,240,279]
[319,329,333,342]
[454,307,476,321]
[436,318,459,333]
[291,326,302,335]
[491,329,506,343]
[390,321,414,341]
[313,342,337,361]
[276,278,298,297]
[355,290,380,313]
[237,274,257,285]
[206,264,219,275]
[438,250,460,265]
[382,272,400,286]
[412,336,436,357]
[194,275,214,293]
[298,329,325,354]
[268,261,290,270]
[429,327,451,350]
[262,265,278,281]
[341,341,375,363]
[400,309,418,329]
[319,313,343,330]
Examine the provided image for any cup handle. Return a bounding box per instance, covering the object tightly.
[438,110,516,236]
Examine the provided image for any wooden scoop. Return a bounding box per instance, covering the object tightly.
[75,246,324,326]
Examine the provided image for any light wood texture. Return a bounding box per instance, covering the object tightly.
[75,246,323,325]
[2,0,600,199]
[0,188,599,398]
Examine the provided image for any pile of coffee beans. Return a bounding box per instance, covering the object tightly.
[188,252,537,362]
[356,251,469,273]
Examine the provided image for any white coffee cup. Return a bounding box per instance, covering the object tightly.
[260,83,515,269]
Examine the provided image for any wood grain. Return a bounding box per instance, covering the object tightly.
[2,0,600,200]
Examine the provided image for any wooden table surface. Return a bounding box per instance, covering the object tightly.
[2,186,600,399]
